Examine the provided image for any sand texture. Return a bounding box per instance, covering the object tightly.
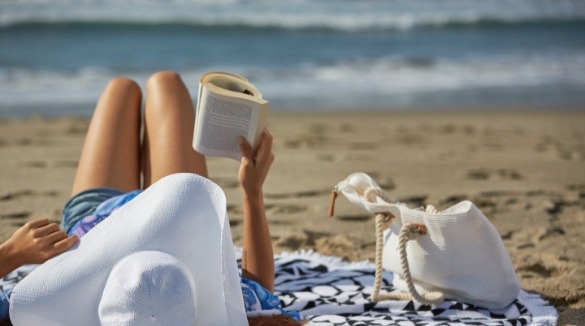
[1,110,584,324]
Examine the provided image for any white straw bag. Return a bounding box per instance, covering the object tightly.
[329,172,520,310]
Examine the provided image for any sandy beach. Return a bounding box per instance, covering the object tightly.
[0,110,584,325]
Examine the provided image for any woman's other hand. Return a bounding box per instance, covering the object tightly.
[0,218,78,277]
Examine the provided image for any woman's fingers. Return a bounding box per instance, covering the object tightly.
[255,130,273,162]
[42,229,69,245]
[237,129,275,194]
[34,222,61,237]
[238,137,253,160]
[50,235,78,256]
[240,129,273,164]
[26,218,50,229]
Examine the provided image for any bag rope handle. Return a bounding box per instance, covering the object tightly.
[366,187,444,305]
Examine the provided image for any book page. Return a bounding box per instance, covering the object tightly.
[194,90,264,160]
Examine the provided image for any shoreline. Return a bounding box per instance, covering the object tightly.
[1,105,584,121]
[1,109,584,324]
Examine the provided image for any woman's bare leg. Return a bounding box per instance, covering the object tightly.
[70,78,142,195]
[142,71,207,188]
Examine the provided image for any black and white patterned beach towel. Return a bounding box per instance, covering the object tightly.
[268,250,557,326]
[2,252,557,326]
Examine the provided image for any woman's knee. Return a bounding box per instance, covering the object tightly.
[105,77,142,99]
[94,77,141,119]
[146,71,185,92]
[144,71,193,120]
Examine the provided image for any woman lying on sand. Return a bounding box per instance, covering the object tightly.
[0,71,302,325]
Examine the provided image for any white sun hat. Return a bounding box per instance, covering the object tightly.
[9,173,248,326]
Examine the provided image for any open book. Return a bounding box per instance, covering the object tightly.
[192,72,269,161]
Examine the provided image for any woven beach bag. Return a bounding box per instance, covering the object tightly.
[329,172,520,310]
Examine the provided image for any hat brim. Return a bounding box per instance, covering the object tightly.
[10,173,247,326]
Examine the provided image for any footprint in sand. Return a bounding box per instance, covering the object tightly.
[265,189,328,200]
[275,234,307,251]
[284,133,329,149]
[266,204,308,215]
[316,153,335,162]
[229,219,242,227]
[308,123,328,134]
[54,160,79,168]
[567,184,585,201]
[1,211,31,227]
[339,123,354,133]
[335,214,371,222]
[275,229,331,251]
[269,219,293,226]
[14,138,52,146]
[344,153,374,162]
[314,234,365,261]
[537,226,565,241]
[65,122,89,135]
[395,133,425,145]
[542,199,563,216]
[438,123,476,135]
[0,190,33,201]
[557,149,585,161]
[438,194,469,207]
[466,168,523,181]
[471,197,498,214]
[1,212,30,219]
[537,136,585,161]
[397,194,427,208]
[378,176,396,191]
[212,178,239,189]
[226,204,241,215]
[19,161,47,168]
[516,260,560,280]
[348,141,378,150]
[0,190,58,201]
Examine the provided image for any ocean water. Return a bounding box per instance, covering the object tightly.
[1,0,585,117]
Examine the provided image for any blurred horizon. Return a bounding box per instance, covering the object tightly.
[1,0,585,117]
